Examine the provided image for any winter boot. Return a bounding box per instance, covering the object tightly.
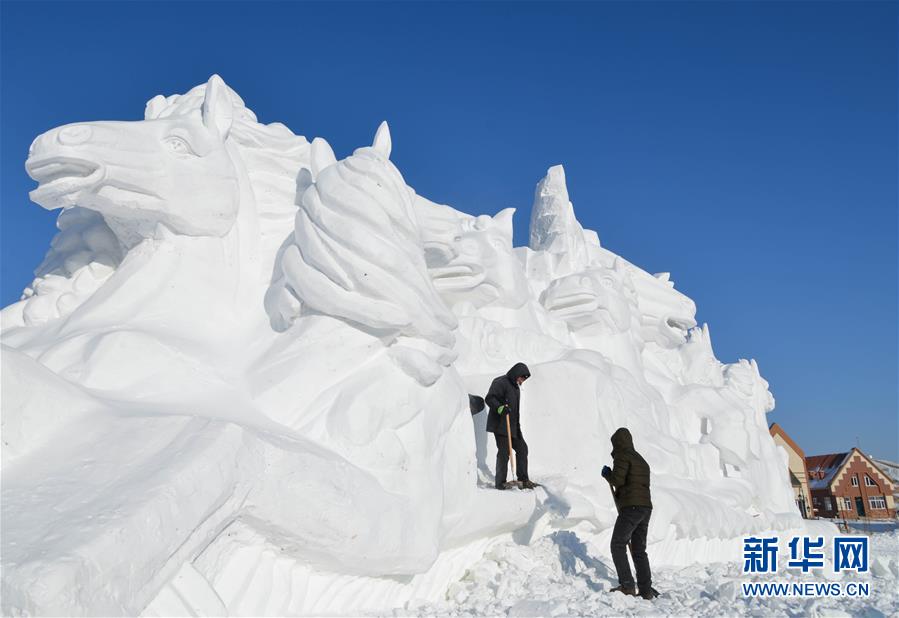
[611,585,637,596]
[639,587,660,600]
[520,480,538,489]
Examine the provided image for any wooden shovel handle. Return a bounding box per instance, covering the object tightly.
[505,413,516,480]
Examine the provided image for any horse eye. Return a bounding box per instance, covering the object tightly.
[164,136,197,156]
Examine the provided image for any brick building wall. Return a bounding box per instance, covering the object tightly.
[809,450,896,520]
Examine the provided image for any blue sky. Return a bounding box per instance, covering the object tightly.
[2,2,896,459]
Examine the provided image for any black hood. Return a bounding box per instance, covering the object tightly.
[611,427,634,453]
[506,362,530,383]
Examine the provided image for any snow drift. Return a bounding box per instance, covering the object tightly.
[2,76,803,616]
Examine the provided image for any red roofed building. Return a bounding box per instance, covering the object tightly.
[805,448,896,520]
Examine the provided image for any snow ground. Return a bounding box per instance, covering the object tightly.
[395,530,899,617]
[845,521,899,534]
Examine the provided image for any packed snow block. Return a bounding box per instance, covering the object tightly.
[1,416,257,616]
[152,522,502,616]
[436,398,538,548]
[141,562,228,617]
[489,357,612,521]
[441,487,537,547]
[0,346,107,467]
[472,352,797,543]
[478,354,681,523]
[247,363,490,575]
[249,311,486,573]
[247,440,443,575]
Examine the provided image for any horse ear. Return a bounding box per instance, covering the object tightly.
[311,137,337,178]
[372,121,392,158]
[202,75,234,140]
[493,208,515,241]
[145,95,167,120]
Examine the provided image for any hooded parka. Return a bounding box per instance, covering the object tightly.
[485,363,530,438]
[608,428,652,508]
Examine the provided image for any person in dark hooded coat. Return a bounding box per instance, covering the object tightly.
[485,362,535,489]
[601,427,656,600]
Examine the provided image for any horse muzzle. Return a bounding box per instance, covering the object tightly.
[26,154,104,210]
[26,124,106,210]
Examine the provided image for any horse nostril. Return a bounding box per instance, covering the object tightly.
[58,125,92,145]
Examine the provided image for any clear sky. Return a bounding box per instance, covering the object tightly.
[2,2,896,460]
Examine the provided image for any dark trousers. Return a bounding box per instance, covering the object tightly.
[610,506,652,589]
[494,432,529,487]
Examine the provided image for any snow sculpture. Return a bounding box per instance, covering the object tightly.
[529,164,589,273]
[3,75,309,399]
[424,206,530,311]
[250,124,506,578]
[2,77,803,617]
[266,122,457,385]
[540,258,638,335]
[11,208,121,326]
[446,165,797,551]
[2,76,310,615]
[28,77,238,237]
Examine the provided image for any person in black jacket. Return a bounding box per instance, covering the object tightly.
[601,427,656,600]
[485,363,535,490]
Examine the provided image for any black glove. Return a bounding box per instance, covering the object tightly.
[601,465,612,479]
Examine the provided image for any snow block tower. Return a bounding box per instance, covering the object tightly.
[529,164,593,274]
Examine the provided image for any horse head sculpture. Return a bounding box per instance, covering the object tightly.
[27,75,240,243]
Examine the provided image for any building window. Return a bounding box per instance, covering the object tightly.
[865,475,877,487]
[843,497,853,511]
[851,475,859,487]
[869,496,886,510]
[824,497,833,511]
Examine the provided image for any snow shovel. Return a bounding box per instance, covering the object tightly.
[469,394,485,415]
[505,413,519,489]
[605,477,660,599]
